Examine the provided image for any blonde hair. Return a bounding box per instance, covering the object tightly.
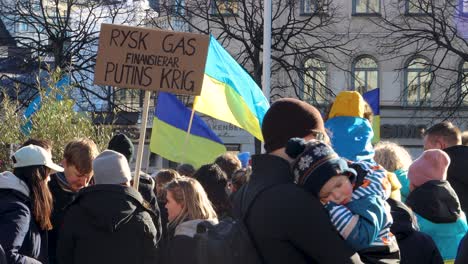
[64,138,99,174]
[165,177,217,228]
[374,141,412,172]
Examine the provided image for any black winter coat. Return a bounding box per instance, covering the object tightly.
[56,184,159,264]
[47,173,77,264]
[0,189,48,264]
[161,219,217,264]
[456,232,468,264]
[0,171,48,264]
[233,154,362,264]
[0,244,7,264]
[387,198,443,264]
[135,173,162,243]
[444,145,468,215]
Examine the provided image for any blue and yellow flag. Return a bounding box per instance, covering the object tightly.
[363,88,380,144]
[194,36,270,141]
[150,92,226,168]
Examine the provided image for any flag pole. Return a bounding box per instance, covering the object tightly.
[181,96,197,163]
[262,0,271,103]
[260,0,272,154]
[133,90,152,190]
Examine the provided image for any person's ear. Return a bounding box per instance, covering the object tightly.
[437,138,447,149]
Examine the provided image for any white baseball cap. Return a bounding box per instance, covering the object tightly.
[12,145,64,173]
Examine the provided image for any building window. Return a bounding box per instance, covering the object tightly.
[16,22,28,32]
[301,0,327,15]
[172,0,186,16]
[303,57,327,104]
[460,61,468,105]
[406,0,432,15]
[404,57,432,105]
[461,0,468,16]
[352,0,380,15]
[352,56,378,94]
[211,0,238,16]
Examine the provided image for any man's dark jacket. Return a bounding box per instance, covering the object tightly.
[47,173,77,264]
[56,184,159,264]
[0,244,7,264]
[135,173,162,243]
[444,145,468,214]
[233,154,362,264]
[387,198,443,264]
[456,232,468,264]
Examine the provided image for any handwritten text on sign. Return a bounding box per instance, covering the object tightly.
[94,24,209,96]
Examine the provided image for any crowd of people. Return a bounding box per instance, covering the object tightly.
[1,91,468,264]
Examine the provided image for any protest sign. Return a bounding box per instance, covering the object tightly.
[94,24,209,96]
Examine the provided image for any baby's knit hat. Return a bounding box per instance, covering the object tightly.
[286,138,357,196]
[408,149,450,190]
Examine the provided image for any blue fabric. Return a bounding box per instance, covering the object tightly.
[205,35,269,127]
[362,89,380,115]
[155,92,223,144]
[394,169,410,202]
[325,195,389,251]
[416,212,468,261]
[347,195,389,250]
[0,189,45,264]
[325,116,375,162]
[325,160,394,251]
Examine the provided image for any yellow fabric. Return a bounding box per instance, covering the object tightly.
[194,75,264,141]
[387,171,402,201]
[328,91,366,119]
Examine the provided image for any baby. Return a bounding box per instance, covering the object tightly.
[286,138,397,255]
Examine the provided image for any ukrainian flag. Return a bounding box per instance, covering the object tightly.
[150,92,226,168]
[194,36,269,141]
[363,88,380,144]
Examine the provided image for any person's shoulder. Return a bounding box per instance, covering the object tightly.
[0,189,30,211]
[0,191,31,224]
[254,183,322,210]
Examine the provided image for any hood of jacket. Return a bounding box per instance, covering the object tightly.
[0,171,30,197]
[328,91,367,119]
[325,116,375,162]
[444,145,468,186]
[406,180,461,223]
[174,218,219,238]
[50,172,74,193]
[73,184,148,232]
[387,198,418,240]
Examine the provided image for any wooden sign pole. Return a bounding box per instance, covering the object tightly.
[133,90,152,190]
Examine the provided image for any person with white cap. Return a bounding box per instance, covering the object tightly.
[56,150,159,264]
[0,145,64,264]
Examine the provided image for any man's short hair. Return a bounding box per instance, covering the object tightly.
[424,121,462,147]
[176,163,196,177]
[214,153,242,179]
[63,138,99,174]
[462,131,468,146]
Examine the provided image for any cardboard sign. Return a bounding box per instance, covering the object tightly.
[94,24,209,96]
